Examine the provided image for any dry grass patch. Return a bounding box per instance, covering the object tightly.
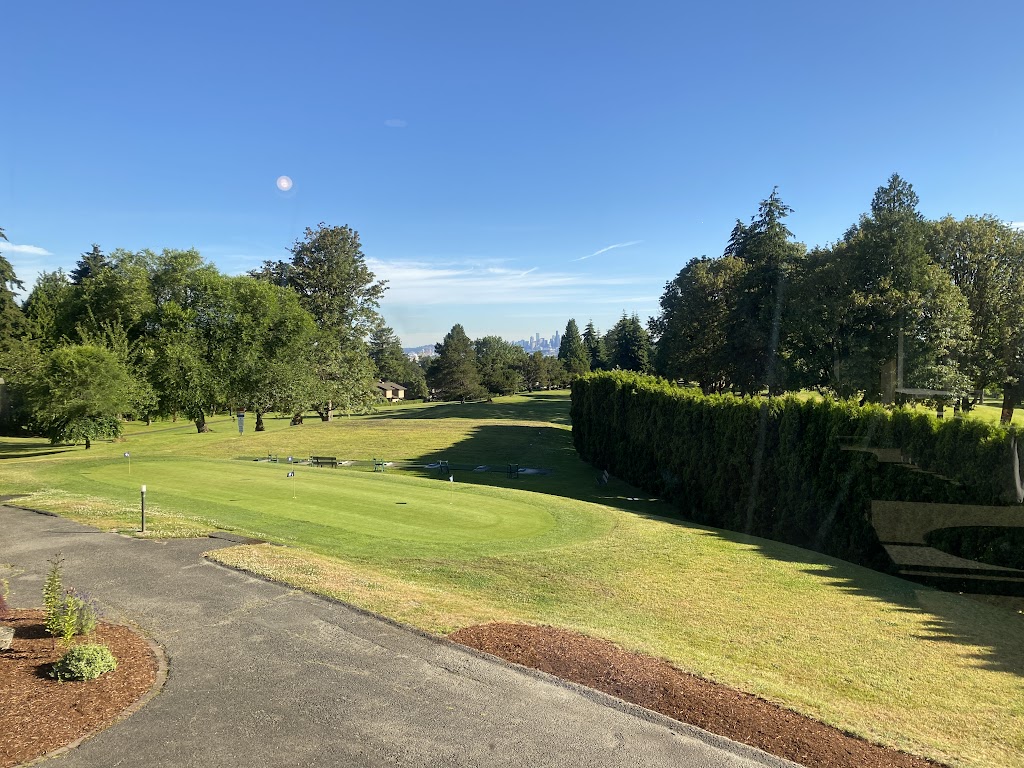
[209,544,515,633]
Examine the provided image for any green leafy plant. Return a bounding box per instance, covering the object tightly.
[42,554,99,645]
[50,643,117,682]
[43,553,65,638]
[53,589,98,646]
[72,590,98,636]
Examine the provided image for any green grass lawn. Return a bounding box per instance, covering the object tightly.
[2,391,1022,768]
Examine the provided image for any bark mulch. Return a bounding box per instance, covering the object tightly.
[0,610,158,768]
[450,622,948,768]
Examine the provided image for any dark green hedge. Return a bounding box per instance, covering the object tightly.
[571,371,1022,571]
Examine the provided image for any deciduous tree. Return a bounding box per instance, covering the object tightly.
[28,344,131,448]
[652,255,745,392]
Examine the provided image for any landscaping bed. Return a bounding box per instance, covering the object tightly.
[0,610,158,768]
[450,623,948,768]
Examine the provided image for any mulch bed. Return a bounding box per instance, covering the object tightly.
[0,610,158,768]
[450,623,947,768]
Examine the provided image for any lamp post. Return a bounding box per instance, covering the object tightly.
[140,485,147,532]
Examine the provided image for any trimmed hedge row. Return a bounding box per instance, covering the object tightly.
[571,371,1022,571]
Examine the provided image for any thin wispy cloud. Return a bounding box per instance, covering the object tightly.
[384,118,408,128]
[573,240,643,262]
[368,258,650,307]
[1,243,53,256]
[1010,221,1024,231]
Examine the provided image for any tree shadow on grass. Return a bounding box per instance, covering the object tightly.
[634,510,1024,679]
[0,440,73,460]
[385,420,1024,679]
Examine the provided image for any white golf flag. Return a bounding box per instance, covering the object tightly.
[287,471,295,478]
[449,475,454,482]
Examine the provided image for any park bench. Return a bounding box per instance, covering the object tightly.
[507,463,519,479]
[437,460,450,477]
[310,456,338,468]
[373,458,386,472]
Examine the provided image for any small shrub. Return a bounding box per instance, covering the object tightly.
[50,643,118,682]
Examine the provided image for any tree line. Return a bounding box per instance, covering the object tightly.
[0,224,394,444]
[555,175,1024,424]
[0,218,623,447]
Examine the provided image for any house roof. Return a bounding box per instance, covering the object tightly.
[376,381,406,391]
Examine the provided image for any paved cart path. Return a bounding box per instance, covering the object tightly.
[0,505,795,768]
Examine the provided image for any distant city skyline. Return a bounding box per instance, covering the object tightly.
[404,329,564,358]
[4,3,1024,347]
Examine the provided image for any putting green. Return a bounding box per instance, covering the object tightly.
[63,458,611,559]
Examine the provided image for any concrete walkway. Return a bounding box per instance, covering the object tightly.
[1,505,794,768]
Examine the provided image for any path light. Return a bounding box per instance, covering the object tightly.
[140,485,147,533]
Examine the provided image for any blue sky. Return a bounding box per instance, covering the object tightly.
[3,2,1024,347]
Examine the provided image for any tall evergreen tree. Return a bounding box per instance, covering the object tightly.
[430,324,484,401]
[0,228,26,353]
[69,244,110,286]
[557,319,590,376]
[725,188,803,395]
[582,320,605,371]
[368,324,409,383]
[837,175,970,401]
[606,313,652,373]
[280,224,387,419]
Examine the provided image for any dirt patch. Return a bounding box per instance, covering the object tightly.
[450,623,947,768]
[0,610,159,768]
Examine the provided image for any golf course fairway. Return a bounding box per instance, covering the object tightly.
[1,392,1022,768]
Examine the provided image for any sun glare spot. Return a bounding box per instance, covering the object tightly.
[276,175,293,192]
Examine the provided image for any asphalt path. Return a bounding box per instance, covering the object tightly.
[1,505,796,768]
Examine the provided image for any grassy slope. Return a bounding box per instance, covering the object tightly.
[1,392,1022,768]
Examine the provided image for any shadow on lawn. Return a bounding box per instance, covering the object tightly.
[391,421,663,519]
[396,421,1024,678]
[0,440,73,460]
[638,513,1024,679]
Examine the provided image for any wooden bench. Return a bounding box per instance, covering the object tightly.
[310,456,338,468]
[373,458,386,473]
[437,460,450,477]
[507,463,519,479]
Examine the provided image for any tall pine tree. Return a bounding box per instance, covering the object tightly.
[557,319,590,376]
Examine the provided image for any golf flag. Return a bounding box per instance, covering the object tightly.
[123,452,130,458]
[287,471,295,478]
[449,475,454,482]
